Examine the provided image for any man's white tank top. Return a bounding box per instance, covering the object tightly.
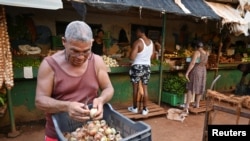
[132,38,153,65]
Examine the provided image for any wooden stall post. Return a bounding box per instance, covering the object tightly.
[7,88,20,137]
[0,6,20,137]
[158,12,166,106]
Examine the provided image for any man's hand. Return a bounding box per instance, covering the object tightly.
[67,101,90,122]
[91,98,104,120]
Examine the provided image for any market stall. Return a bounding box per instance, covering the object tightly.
[0,6,18,137]
[1,0,250,129]
[205,1,250,94]
[0,0,63,137]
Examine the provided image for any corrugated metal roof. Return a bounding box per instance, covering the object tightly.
[84,0,185,14]
[182,0,220,20]
[126,0,185,14]
[159,0,185,14]
[73,0,220,20]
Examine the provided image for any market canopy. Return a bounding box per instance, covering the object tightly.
[80,0,184,14]
[0,0,63,10]
[181,0,220,20]
[71,0,220,20]
[205,1,247,25]
[205,1,250,36]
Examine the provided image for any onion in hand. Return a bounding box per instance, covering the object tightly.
[90,108,98,118]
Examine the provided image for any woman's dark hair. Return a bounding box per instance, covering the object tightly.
[97,29,104,34]
[196,41,204,47]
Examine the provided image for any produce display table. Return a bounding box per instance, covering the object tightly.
[1,56,245,127]
[202,89,250,141]
[206,89,250,124]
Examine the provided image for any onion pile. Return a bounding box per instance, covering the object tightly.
[0,6,14,89]
[102,55,119,67]
[64,119,123,141]
[18,44,41,55]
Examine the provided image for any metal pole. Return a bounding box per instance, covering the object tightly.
[7,88,20,138]
[158,12,167,105]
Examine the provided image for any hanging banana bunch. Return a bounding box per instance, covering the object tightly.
[0,6,14,90]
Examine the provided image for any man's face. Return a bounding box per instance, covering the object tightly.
[63,39,93,66]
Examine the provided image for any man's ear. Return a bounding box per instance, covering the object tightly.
[61,37,66,45]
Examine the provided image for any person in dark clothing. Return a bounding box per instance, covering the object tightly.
[237,63,250,85]
[91,29,105,56]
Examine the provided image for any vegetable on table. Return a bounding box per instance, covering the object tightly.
[162,73,187,96]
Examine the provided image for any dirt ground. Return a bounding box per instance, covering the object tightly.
[0,103,249,141]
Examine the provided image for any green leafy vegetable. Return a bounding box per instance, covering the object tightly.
[13,58,41,68]
[162,73,187,96]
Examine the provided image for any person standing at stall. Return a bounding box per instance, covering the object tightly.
[128,26,154,115]
[35,21,114,141]
[154,35,162,60]
[91,29,105,56]
[184,41,209,114]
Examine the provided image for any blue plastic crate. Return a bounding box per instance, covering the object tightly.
[52,103,152,141]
